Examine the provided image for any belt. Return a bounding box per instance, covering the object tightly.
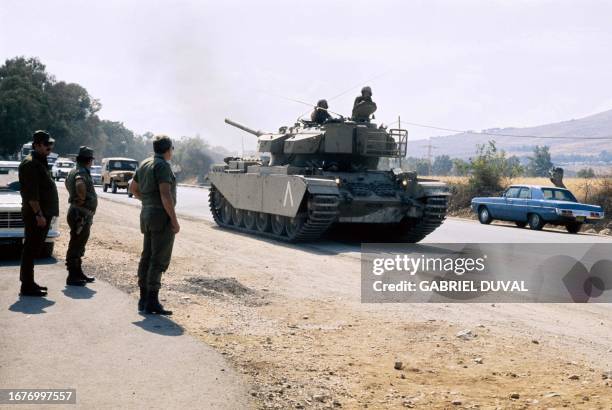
[69,205,95,216]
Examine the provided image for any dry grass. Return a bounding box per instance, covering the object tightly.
[435,176,610,203]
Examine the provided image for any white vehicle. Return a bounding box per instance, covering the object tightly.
[51,159,75,181]
[0,161,60,258]
[19,143,58,167]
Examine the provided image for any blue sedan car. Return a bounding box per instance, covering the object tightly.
[471,185,605,233]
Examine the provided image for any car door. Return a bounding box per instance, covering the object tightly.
[499,186,521,220]
[511,187,531,222]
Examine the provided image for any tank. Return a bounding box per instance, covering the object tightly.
[208,114,450,242]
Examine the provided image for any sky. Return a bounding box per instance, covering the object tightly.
[1,0,612,152]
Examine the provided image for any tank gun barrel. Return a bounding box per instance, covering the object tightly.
[224,118,264,136]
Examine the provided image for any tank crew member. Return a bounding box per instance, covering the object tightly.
[130,135,179,315]
[352,86,377,121]
[310,99,332,124]
[18,130,59,297]
[64,146,98,286]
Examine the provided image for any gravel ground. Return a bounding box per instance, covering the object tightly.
[51,187,612,409]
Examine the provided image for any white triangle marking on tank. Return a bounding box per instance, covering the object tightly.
[283,181,294,208]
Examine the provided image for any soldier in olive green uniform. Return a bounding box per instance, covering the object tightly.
[18,131,59,297]
[64,146,98,286]
[130,135,179,315]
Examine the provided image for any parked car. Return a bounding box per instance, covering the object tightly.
[51,159,75,181]
[0,161,60,257]
[101,157,139,194]
[91,165,102,186]
[471,185,605,233]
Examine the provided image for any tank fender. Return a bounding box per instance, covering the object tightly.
[304,178,341,196]
[411,180,450,199]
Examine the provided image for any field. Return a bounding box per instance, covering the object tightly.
[436,176,609,202]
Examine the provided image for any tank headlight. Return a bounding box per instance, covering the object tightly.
[402,179,408,187]
[335,177,341,185]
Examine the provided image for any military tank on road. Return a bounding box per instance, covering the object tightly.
[208,111,449,242]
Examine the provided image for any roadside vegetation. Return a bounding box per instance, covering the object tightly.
[0,56,223,182]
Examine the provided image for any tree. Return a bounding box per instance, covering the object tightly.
[502,155,524,177]
[432,155,453,176]
[0,57,52,156]
[469,140,505,194]
[526,145,553,177]
[576,167,595,178]
[452,159,471,176]
[173,137,215,182]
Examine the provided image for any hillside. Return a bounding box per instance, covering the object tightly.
[409,109,612,163]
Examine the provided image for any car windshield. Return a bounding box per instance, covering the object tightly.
[541,188,577,202]
[91,166,102,173]
[0,165,20,190]
[109,161,138,171]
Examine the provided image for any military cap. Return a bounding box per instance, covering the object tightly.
[77,146,95,159]
[32,130,55,145]
[153,134,173,154]
[361,86,372,95]
[317,99,329,109]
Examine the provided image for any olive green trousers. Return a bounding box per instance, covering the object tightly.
[137,207,175,292]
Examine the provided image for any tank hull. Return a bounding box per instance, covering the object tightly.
[208,166,449,243]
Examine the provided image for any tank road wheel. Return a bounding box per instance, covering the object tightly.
[285,214,306,241]
[270,215,287,237]
[232,208,245,227]
[243,211,257,231]
[255,212,271,232]
[220,200,234,225]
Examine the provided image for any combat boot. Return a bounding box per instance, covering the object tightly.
[66,267,87,287]
[144,290,172,315]
[20,284,47,297]
[77,263,95,283]
[138,287,147,312]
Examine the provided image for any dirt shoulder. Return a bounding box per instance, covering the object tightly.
[53,188,612,409]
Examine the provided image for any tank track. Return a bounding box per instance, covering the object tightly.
[394,195,448,243]
[209,186,339,242]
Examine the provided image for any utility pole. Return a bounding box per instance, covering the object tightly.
[425,141,437,176]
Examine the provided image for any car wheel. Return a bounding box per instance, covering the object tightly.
[515,221,527,228]
[528,213,544,230]
[103,183,108,192]
[566,222,582,234]
[111,180,117,194]
[478,206,492,224]
[128,192,133,198]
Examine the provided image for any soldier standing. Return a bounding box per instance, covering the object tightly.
[310,99,332,125]
[352,86,377,121]
[129,135,179,315]
[64,146,98,286]
[18,130,59,297]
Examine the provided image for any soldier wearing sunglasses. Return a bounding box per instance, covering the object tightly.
[18,130,59,297]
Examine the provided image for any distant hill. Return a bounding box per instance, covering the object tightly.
[409,109,612,165]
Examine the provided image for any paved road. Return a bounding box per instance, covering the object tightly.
[94,185,612,247]
[0,262,249,409]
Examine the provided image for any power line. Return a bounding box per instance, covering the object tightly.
[387,119,612,140]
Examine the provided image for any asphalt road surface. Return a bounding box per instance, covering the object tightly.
[0,262,249,409]
[94,184,612,247]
